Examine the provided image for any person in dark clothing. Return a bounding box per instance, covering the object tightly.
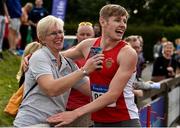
[93,23,101,37]
[152,41,177,82]
[19,2,33,50]
[29,0,48,41]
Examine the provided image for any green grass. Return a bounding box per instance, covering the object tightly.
[0,51,21,126]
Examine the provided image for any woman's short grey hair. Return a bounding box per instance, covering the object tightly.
[37,15,64,42]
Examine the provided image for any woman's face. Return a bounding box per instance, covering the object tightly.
[44,23,64,53]
[163,44,174,57]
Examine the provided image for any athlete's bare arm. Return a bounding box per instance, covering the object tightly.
[61,38,96,60]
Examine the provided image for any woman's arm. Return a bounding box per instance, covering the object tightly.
[37,54,104,97]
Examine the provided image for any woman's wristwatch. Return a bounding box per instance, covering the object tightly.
[80,68,89,76]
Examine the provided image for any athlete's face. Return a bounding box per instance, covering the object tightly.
[102,15,127,41]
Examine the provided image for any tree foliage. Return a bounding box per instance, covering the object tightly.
[21,0,180,26]
[65,0,107,23]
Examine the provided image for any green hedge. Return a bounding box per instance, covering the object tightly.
[64,22,78,35]
[126,25,180,61]
[64,23,180,61]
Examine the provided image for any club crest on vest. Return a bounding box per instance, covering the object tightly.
[105,58,114,68]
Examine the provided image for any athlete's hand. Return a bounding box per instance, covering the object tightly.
[82,53,104,74]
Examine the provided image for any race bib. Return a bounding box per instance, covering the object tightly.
[91,84,116,107]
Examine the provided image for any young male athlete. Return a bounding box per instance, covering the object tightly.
[48,4,140,127]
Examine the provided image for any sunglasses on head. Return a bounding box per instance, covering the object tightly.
[78,22,93,27]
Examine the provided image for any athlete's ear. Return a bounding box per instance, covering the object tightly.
[99,16,106,27]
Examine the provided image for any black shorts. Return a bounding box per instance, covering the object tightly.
[94,119,141,127]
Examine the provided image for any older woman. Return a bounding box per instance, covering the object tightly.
[13,15,104,127]
[151,41,177,82]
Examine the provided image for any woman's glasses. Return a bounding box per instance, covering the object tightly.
[47,30,64,37]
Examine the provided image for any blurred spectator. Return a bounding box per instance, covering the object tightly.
[66,21,94,127]
[16,41,42,82]
[0,0,9,61]
[6,0,22,55]
[137,35,146,78]
[151,41,177,82]
[93,23,101,37]
[175,38,180,51]
[153,37,167,59]
[174,38,180,74]
[2,16,9,50]
[19,2,33,50]
[125,35,146,78]
[125,35,160,97]
[29,0,48,41]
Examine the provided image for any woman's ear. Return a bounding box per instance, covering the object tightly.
[37,35,45,45]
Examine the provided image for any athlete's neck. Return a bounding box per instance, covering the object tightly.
[100,37,121,51]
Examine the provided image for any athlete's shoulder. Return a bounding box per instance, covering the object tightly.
[79,38,98,47]
[121,43,133,50]
[82,37,97,43]
[118,44,137,59]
